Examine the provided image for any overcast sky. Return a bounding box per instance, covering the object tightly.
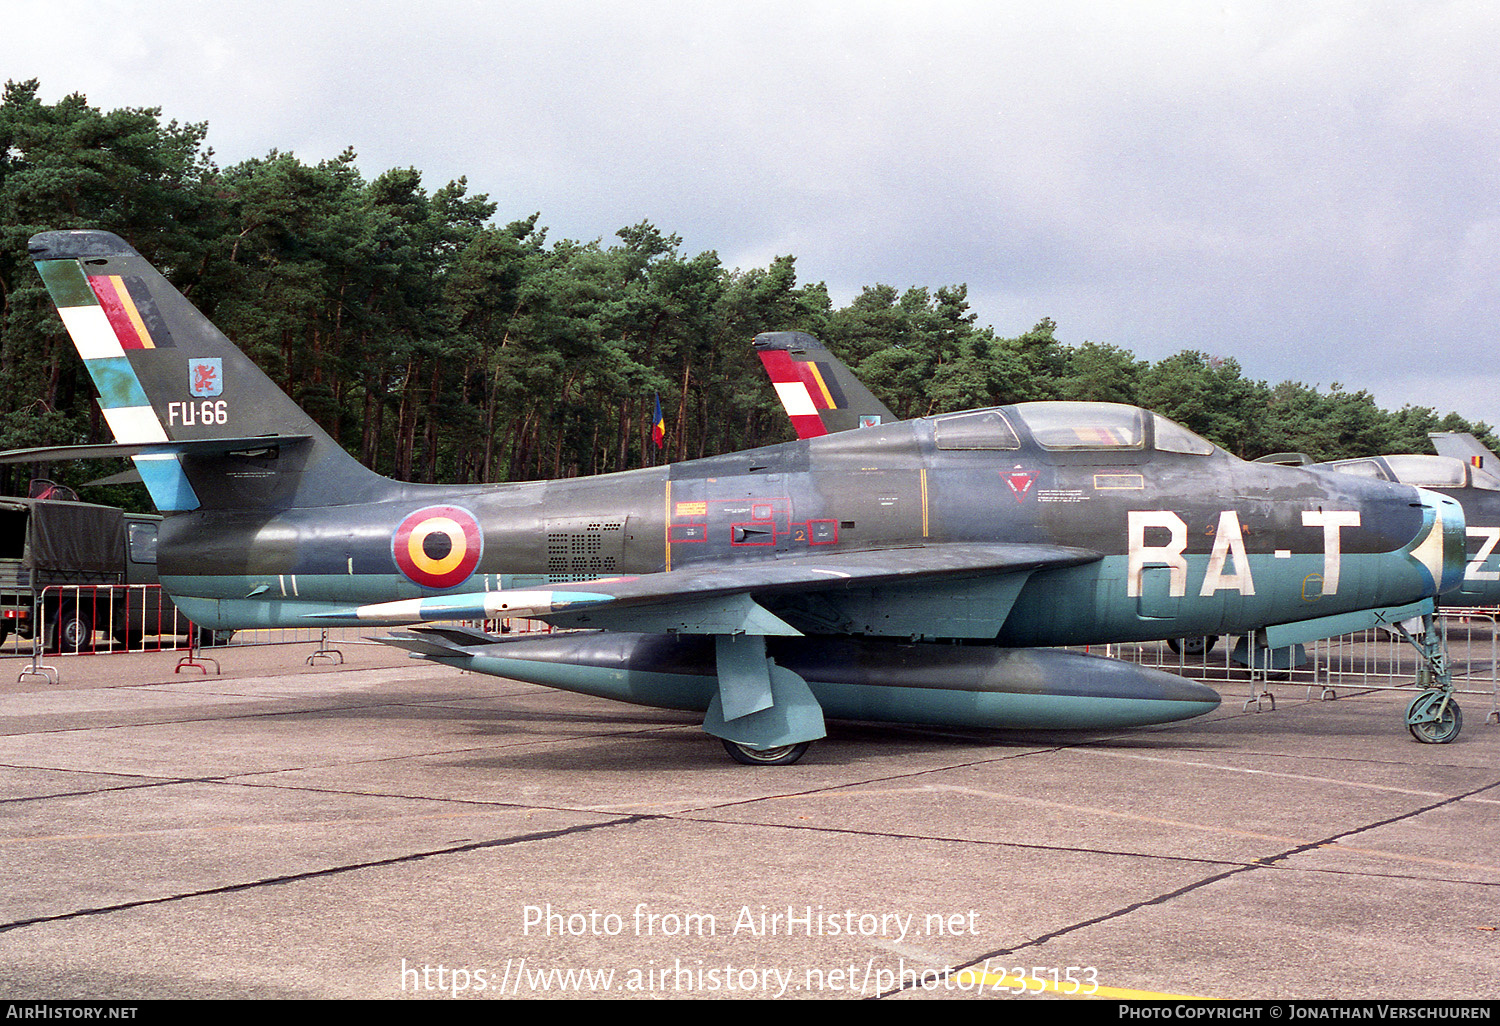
[8,1,1500,430]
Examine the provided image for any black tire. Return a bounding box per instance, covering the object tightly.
[720,739,811,766]
[51,603,94,653]
[1166,636,1217,657]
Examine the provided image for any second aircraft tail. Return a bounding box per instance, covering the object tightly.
[752,331,896,438]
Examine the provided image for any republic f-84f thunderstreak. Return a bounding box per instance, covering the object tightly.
[9,231,1469,762]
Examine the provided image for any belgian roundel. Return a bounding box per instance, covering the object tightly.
[392,505,483,589]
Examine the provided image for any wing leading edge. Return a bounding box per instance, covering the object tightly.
[323,541,1102,636]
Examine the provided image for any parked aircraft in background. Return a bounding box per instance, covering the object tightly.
[2,231,1470,761]
[1431,431,1500,469]
[1312,442,1500,608]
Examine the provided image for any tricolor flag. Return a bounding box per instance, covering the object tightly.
[652,394,666,448]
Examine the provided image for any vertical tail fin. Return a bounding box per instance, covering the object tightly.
[1430,432,1498,470]
[28,230,388,512]
[1430,432,1500,489]
[752,331,896,439]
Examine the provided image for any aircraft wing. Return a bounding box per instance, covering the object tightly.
[326,542,1101,634]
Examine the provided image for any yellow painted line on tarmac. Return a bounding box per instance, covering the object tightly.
[952,968,1209,1000]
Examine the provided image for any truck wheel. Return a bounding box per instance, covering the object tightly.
[52,604,95,653]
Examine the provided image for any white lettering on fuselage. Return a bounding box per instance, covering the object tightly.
[1199,510,1254,596]
[1300,510,1360,595]
[1466,526,1500,581]
[166,400,228,426]
[1128,509,1360,598]
[1127,511,1188,597]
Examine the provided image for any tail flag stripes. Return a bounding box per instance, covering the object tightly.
[751,331,895,439]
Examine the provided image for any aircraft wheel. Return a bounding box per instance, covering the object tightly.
[1406,691,1463,744]
[191,625,234,648]
[1167,636,1217,657]
[720,739,810,766]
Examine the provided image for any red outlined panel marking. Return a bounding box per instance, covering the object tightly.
[730,521,778,546]
[669,523,708,543]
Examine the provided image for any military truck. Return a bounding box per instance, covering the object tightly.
[0,495,227,651]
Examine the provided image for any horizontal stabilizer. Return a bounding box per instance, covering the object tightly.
[0,436,312,464]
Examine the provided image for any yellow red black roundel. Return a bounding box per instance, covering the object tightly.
[392,505,483,588]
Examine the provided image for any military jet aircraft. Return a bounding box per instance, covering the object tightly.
[5,231,1470,762]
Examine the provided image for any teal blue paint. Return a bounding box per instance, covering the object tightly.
[471,657,713,711]
[465,656,1218,731]
[1006,551,1438,646]
[1262,599,1432,648]
[88,356,151,409]
[135,457,200,512]
[161,573,420,604]
[402,590,611,619]
[809,679,1217,730]
[703,657,826,747]
[167,593,380,629]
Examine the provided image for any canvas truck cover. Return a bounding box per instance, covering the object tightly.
[0,499,126,574]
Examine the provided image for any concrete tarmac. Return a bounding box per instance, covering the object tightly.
[0,638,1496,1000]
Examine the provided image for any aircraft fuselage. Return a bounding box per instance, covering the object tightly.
[160,403,1459,647]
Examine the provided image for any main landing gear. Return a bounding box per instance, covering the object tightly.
[720,739,812,766]
[705,634,825,766]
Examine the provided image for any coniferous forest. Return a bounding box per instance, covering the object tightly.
[0,81,1492,509]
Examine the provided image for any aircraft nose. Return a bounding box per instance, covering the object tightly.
[1408,488,1466,596]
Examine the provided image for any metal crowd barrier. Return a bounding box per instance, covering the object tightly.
[6,583,553,683]
[1105,609,1500,725]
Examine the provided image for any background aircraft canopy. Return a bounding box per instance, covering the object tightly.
[1326,454,1500,491]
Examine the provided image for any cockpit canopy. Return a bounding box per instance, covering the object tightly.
[931,402,1218,455]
